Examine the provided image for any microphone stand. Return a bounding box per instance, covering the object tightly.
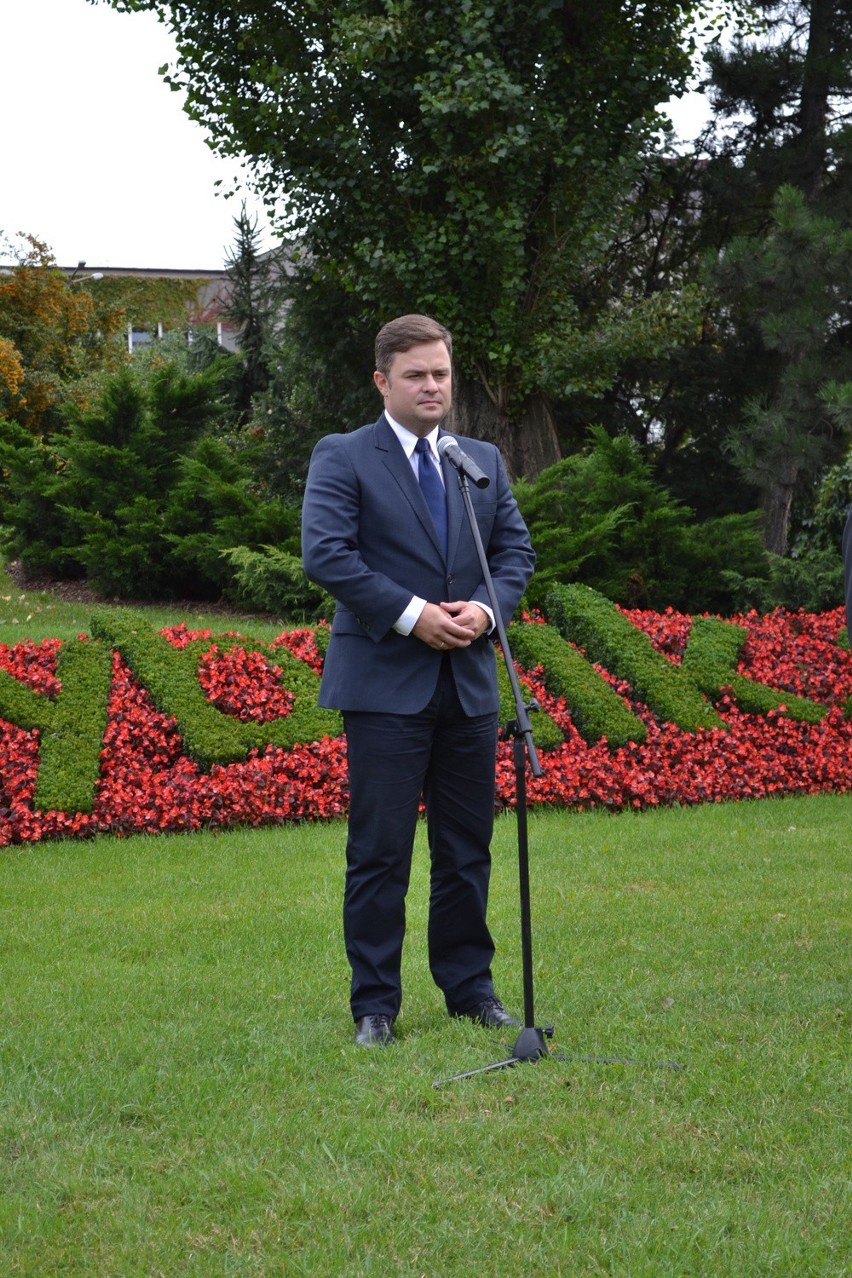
[435,459,553,1086]
[432,454,685,1086]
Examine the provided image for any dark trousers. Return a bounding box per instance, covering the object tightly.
[342,658,499,1020]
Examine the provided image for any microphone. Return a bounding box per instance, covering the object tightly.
[437,435,490,488]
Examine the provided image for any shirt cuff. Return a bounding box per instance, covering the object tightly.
[476,602,496,634]
[393,596,427,635]
[393,598,495,636]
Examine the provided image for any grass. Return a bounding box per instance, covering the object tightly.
[0,796,849,1276]
[0,565,288,646]
[1,567,849,1272]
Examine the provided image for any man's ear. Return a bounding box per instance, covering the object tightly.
[373,370,389,395]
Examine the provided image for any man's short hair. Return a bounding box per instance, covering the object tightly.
[375,314,453,377]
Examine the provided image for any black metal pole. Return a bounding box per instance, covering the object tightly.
[516,733,535,1028]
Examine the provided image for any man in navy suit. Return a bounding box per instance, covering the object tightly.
[302,314,535,1045]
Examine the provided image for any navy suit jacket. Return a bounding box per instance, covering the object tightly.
[301,414,535,715]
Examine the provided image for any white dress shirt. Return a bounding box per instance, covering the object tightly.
[385,413,494,637]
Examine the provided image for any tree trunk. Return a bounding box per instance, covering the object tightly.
[760,467,799,556]
[797,0,833,203]
[447,375,561,480]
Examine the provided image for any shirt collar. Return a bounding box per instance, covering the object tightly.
[384,412,440,460]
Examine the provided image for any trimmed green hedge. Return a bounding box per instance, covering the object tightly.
[547,584,723,732]
[0,638,113,814]
[548,584,829,732]
[509,620,646,747]
[89,611,341,769]
[1,587,842,817]
[680,616,826,723]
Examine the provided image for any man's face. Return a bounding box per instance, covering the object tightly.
[373,340,452,436]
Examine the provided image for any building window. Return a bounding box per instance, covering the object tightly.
[127,320,164,352]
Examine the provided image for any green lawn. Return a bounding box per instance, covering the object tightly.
[0,566,287,646]
[1,796,849,1276]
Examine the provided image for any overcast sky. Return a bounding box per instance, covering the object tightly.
[1,0,711,273]
[2,0,273,270]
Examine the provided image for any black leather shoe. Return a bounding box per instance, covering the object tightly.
[354,1014,395,1046]
[455,996,521,1030]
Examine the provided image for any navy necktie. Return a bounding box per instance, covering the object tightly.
[414,436,448,558]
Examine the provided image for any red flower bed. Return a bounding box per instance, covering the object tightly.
[1,608,851,845]
[197,645,296,723]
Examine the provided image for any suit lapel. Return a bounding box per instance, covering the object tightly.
[374,415,446,558]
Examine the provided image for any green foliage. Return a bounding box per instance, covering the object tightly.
[36,638,114,813]
[717,187,852,552]
[494,642,564,751]
[162,436,299,598]
[677,511,774,613]
[767,548,846,612]
[101,0,703,472]
[794,445,852,555]
[565,2,852,548]
[60,363,225,595]
[0,360,303,603]
[85,272,211,339]
[0,416,81,577]
[219,544,333,620]
[0,233,127,435]
[669,3,852,553]
[220,204,291,420]
[703,2,852,216]
[721,547,846,613]
[0,664,51,732]
[248,285,378,496]
[12,361,221,588]
[548,582,830,732]
[548,583,724,732]
[90,610,341,769]
[514,427,769,612]
[679,615,826,723]
[128,327,235,380]
[0,637,113,814]
[509,620,647,747]
[534,283,706,401]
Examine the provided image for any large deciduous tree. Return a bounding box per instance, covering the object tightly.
[101,0,703,475]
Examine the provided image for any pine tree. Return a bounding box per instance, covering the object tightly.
[620,2,852,551]
[695,0,852,551]
[716,186,852,552]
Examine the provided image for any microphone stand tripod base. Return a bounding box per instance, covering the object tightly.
[511,1025,552,1062]
[433,1025,555,1085]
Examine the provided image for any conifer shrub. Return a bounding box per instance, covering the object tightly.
[218,545,331,619]
[514,428,770,614]
[0,361,304,602]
